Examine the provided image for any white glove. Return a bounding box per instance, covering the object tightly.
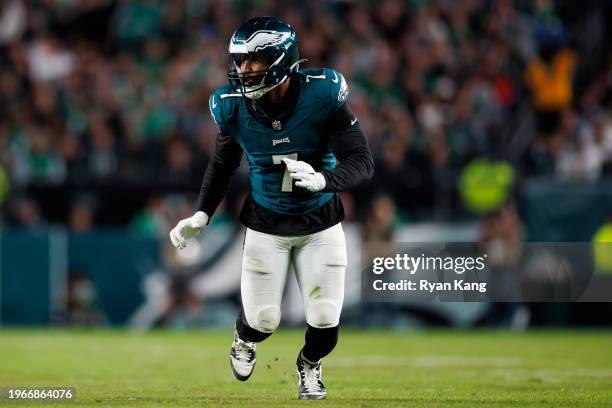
[282,158,326,192]
[169,211,209,250]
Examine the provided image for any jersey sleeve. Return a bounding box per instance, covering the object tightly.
[209,85,240,134]
[327,68,349,114]
[209,91,227,133]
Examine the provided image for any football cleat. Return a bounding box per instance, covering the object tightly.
[229,330,256,381]
[296,351,327,400]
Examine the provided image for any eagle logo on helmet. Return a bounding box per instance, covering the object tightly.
[230,30,292,53]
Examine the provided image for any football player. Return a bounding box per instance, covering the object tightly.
[169,16,373,400]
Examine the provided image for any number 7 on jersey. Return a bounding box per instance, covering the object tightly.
[273,153,298,192]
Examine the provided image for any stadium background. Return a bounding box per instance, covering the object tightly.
[1,0,612,330]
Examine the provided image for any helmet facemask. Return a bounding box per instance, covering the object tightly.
[228,50,288,100]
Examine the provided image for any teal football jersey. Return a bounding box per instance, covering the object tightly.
[208,68,349,215]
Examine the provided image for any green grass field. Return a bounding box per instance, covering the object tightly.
[0,329,611,407]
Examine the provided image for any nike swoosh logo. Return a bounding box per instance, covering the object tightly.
[211,96,217,109]
[351,117,357,126]
[331,72,338,83]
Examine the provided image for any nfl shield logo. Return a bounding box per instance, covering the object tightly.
[272,120,282,131]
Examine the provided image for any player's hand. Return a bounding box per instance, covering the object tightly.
[169,211,209,250]
[282,158,326,192]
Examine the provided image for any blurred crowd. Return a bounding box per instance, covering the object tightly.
[1,0,611,234]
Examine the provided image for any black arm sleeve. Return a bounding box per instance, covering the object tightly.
[196,131,243,217]
[320,103,374,192]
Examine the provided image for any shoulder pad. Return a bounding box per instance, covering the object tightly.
[299,67,348,113]
[324,68,349,110]
[209,84,241,129]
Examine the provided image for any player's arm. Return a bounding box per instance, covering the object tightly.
[284,69,373,192]
[319,103,373,192]
[169,130,243,249]
[196,130,243,216]
[283,103,373,192]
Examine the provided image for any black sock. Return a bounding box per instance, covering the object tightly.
[301,324,339,362]
[235,307,273,343]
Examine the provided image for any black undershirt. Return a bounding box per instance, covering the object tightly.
[196,78,373,236]
[238,193,346,236]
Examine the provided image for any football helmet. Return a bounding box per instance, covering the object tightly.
[228,16,303,99]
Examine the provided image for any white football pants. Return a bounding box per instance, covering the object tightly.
[240,222,347,332]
